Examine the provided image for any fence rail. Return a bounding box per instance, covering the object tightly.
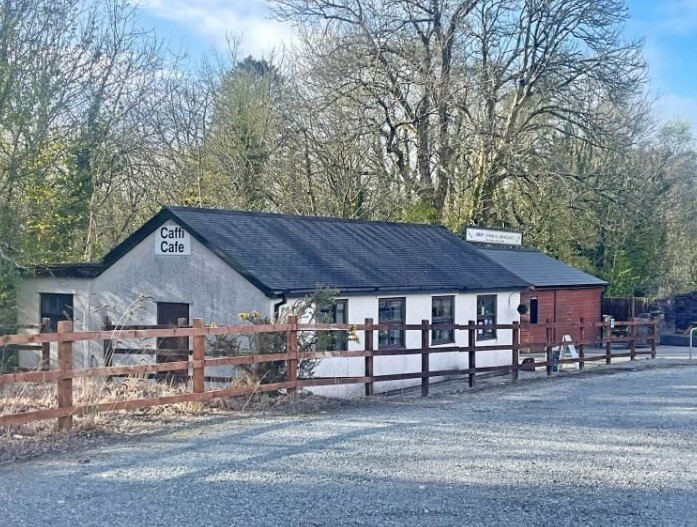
[602,297,658,320]
[0,317,658,430]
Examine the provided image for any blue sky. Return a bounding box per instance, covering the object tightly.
[138,0,697,130]
[624,0,697,129]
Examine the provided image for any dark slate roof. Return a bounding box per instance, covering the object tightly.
[100,206,530,297]
[473,245,607,288]
[29,263,102,279]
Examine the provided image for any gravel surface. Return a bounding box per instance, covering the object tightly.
[2,364,697,526]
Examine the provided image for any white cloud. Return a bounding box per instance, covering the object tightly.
[141,0,294,57]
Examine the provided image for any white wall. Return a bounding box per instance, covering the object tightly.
[16,218,522,397]
[94,222,269,326]
[287,290,521,397]
[16,277,93,369]
[17,221,270,369]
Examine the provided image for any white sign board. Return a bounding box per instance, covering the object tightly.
[465,227,522,246]
[155,224,191,255]
[557,334,579,371]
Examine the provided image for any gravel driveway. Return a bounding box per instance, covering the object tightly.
[2,364,697,526]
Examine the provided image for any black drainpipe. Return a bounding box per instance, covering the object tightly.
[273,293,287,320]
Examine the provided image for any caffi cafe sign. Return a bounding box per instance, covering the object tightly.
[465,227,522,246]
[155,224,191,255]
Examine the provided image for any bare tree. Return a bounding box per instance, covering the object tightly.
[0,0,194,322]
[273,0,647,224]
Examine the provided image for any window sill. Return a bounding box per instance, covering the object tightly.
[476,336,497,342]
[431,340,455,347]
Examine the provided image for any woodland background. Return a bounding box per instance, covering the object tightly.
[1,0,696,325]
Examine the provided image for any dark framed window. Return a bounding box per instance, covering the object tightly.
[317,299,348,351]
[476,295,497,340]
[379,297,405,349]
[432,296,455,345]
[40,293,73,332]
[530,297,539,325]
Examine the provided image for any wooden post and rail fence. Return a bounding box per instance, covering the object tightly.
[0,318,658,431]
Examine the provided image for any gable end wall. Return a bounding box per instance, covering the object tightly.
[17,221,270,368]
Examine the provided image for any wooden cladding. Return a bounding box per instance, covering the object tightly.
[520,287,604,347]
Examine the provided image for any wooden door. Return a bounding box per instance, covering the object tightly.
[156,303,189,378]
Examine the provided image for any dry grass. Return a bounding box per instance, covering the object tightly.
[0,299,352,463]
[1,374,235,432]
[0,374,352,465]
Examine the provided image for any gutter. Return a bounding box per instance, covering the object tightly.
[275,284,530,297]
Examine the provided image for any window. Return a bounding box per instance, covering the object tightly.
[317,299,348,351]
[432,296,455,345]
[379,298,405,349]
[530,297,539,325]
[476,295,497,340]
[40,293,73,332]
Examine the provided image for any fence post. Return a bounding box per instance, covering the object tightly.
[421,319,430,397]
[192,319,205,394]
[651,319,658,359]
[545,319,552,376]
[511,321,520,382]
[40,317,51,371]
[605,320,612,365]
[630,319,636,361]
[468,320,476,388]
[286,315,298,396]
[102,315,113,367]
[579,318,585,371]
[56,320,74,432]
[364,318,374,396]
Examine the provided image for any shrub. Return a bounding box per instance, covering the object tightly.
[207,288,351,385]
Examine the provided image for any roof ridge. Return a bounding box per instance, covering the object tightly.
[165,206,449,230]
[471,244,540,253]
